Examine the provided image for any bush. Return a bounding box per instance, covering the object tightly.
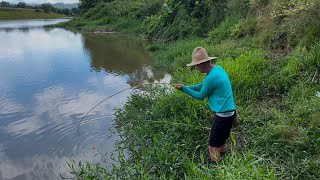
[143,0,230,41]
[208,16,240,44]
[134,0,163,19]
[270,0,320,47]
[273,41,320,93]
[227,0,250,17]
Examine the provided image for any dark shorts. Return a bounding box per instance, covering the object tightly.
[208,112,237,147]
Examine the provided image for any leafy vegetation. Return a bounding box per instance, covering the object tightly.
[63,0,320,179]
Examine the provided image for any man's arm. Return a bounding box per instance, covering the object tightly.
[184,83,203,91]
[175,83,203,91]
[181,78,213,100]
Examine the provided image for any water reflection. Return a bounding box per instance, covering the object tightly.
[84,34,150,73]
[0,20,170,180]
[0,19,69,29]
[83,34,168,87]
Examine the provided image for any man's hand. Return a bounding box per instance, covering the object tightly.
[175,84,184,90]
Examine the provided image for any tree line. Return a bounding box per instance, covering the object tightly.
[78,0,113,14]
[0,1,80,16]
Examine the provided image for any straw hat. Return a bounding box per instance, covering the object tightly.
[186,47,217,66]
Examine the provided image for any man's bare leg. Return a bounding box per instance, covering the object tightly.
[208,146,221,162]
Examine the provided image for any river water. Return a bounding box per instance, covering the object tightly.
[0,19,170,180]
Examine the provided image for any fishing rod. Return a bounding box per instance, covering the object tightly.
[77,82,174,135]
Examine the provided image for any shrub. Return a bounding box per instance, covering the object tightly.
[208,16,241,44]
[273,41,320,93]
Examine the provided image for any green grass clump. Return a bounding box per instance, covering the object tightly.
[207,16,241,44]
[218,50,272,103]
[0,7,65,20]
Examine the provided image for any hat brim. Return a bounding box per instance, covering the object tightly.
[186,57,217,67]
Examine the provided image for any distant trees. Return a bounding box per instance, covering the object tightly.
[71,7,80,16]
[0,1,10,7]
[16,2,27,8]
[79,0,114,13]
[79,0,102,13]
[60,8,71,16]
[40,3,56,13]
[35,7,41,12]
[0,1,80,16]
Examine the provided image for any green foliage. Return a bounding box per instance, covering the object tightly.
[208,16,241,44]
[61,0,320,52]
[250,83,320,179]
[273,41,320,93]
[250,0,270,7]
[79,0,111,13]
[108,84,277,179]
[268,0,320,47]
[146,38,205,71]
[232,16,258,38]
[137,1,219,39]
[63,0,163,33]
[215,152,276,179]
[227,0,250,17]
[134,0,162,19]
[144,4,197,40]
[219,50,272,103]
[67,161,109,179]
[69,37,319,178]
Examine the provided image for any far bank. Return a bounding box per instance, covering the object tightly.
[0,7,66,20]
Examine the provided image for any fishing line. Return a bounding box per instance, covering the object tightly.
[77,82,173,135]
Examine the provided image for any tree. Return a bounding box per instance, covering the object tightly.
[61,8,71,16]
[79,0,102,13]
[35,7,41,13]
[79,0,114,13]
[16,2,26,8]
[0,1,10,7]
[71,7,80,16]
[40,3,55,13]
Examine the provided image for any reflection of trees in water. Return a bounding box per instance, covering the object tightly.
[18,27,30,33]
[128,66,171,88]
[43,27,54,33]
[2,28,14,33]
[0,27,53,33]
[82,34,167,87]
[0,27,30,32]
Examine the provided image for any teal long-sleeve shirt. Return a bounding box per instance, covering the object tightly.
[181,66,236,113]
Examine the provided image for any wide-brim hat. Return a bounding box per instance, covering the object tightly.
[186,47,217,66]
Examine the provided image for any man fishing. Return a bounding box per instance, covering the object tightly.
[175,47,236,162]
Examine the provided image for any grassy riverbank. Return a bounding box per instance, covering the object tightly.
[64,0,320,179]
[0,7,65,20]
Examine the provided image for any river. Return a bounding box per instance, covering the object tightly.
[0,19,170,180]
